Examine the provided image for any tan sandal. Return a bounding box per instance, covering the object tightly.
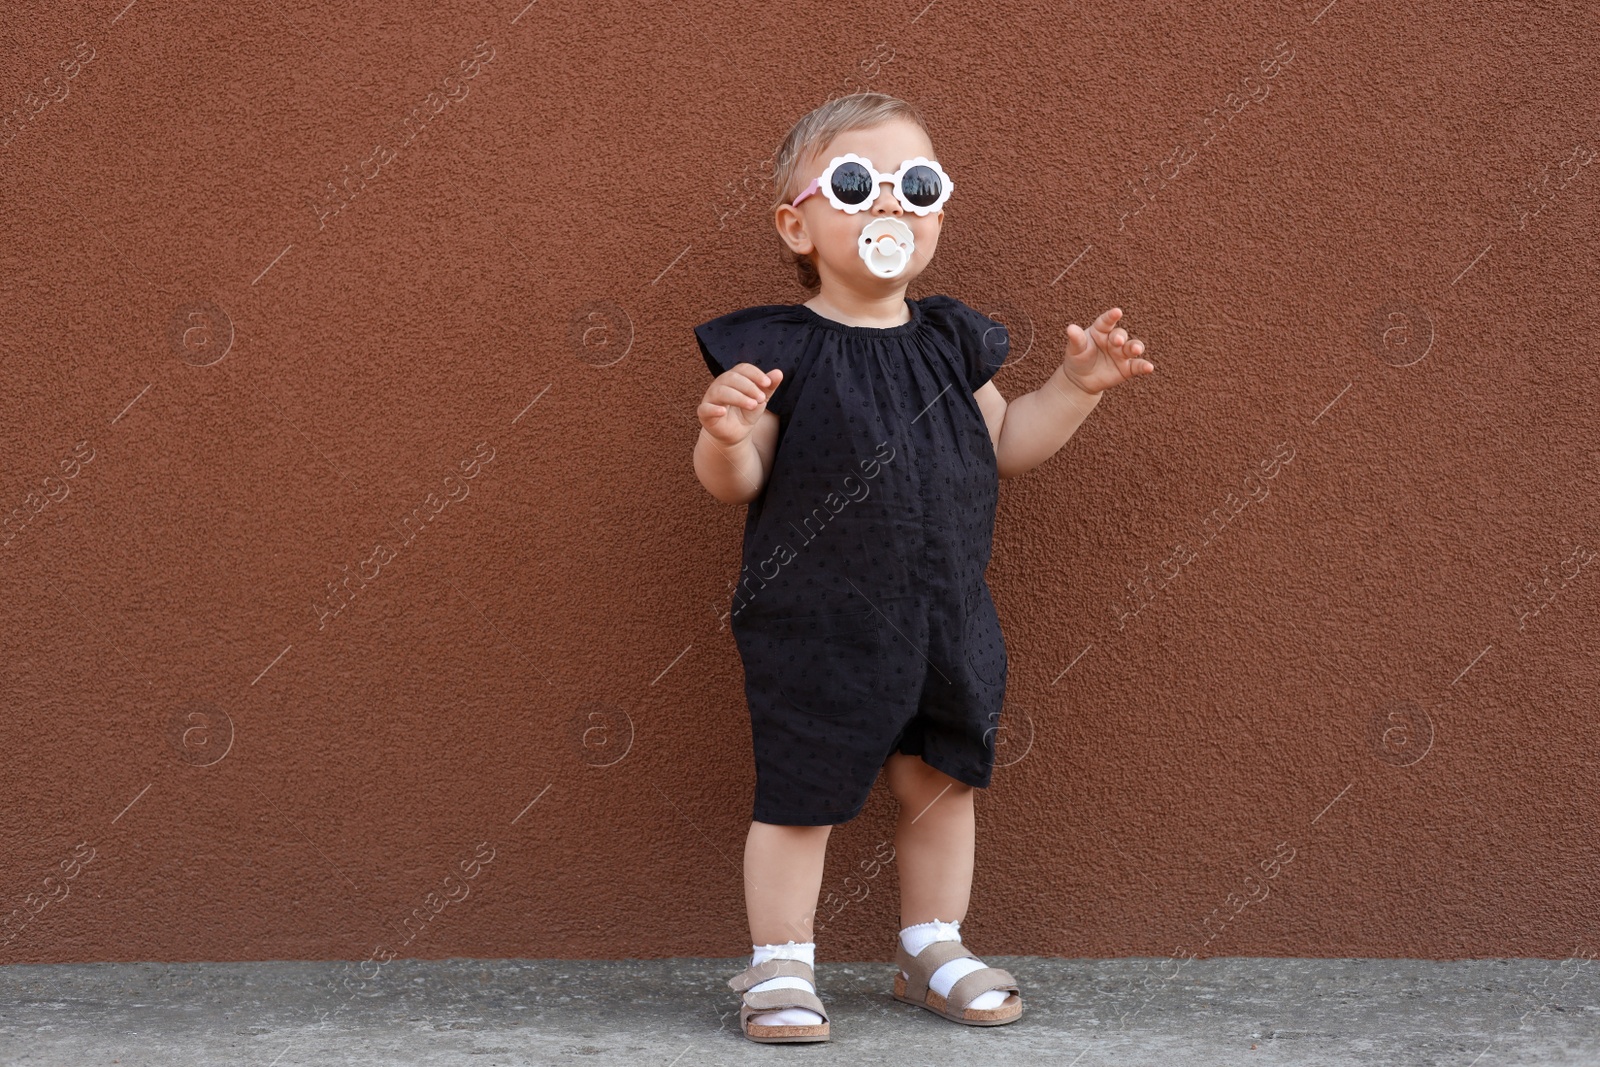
[892,939,1022,1025]
[727,958,831,1043]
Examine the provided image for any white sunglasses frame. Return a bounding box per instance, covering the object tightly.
[793,152,954,216]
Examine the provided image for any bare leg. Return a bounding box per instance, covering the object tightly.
[744,820,832,946]
[884,753,974,927]
[741,820,832,1029]
[883,754,1014,1013]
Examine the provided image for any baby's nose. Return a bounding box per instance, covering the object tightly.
[869,178,902,215]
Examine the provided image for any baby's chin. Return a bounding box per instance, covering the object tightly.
[818,251,929,285]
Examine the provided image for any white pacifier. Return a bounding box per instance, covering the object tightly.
[858,218,915,278]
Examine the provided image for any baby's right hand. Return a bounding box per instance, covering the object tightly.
[697,363,783,445]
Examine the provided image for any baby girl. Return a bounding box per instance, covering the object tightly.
[692,92,1153,1043]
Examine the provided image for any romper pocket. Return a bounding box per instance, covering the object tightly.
[963,582,1008,688]
[753,607,890,719]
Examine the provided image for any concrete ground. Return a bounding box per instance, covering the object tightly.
[1,956,1597,1065]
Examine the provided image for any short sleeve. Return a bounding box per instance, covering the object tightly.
[693,305,810,418]
[695,320,730,378]
[919,295,1010,391]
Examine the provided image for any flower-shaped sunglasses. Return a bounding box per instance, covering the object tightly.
[791,152,954,216]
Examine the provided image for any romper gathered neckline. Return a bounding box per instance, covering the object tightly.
[792,297,923,337]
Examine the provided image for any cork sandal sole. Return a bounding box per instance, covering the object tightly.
[893,939,1022,1026]
[742,1017,831,1043]
[892,969,1022,1024]
[727,958,831,1044]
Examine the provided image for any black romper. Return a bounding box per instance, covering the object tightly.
[696,294,1011,826]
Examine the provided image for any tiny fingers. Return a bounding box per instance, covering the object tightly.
[731,362,774,389]
[717,379,765,408]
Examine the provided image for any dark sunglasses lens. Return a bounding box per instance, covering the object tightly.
[901,165,943,207]
[830,162,874,205]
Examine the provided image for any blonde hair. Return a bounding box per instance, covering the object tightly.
[771,92,932,293]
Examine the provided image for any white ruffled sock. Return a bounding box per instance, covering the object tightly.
[899,918,1009,1010]
[747,939,824,1028]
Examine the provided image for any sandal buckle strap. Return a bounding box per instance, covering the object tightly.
[728,958,816,992]
[895,939,978,1000]
[739,986,828,1020]
[946,965,1019,1012]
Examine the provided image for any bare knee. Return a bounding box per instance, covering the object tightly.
[884,753,973,808]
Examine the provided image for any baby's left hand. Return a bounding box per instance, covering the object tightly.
[1061,307,1154,394]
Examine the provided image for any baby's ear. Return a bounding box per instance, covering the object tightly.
[773,204,814,253]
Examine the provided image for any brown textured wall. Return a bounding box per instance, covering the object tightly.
[2,0,1597,973]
